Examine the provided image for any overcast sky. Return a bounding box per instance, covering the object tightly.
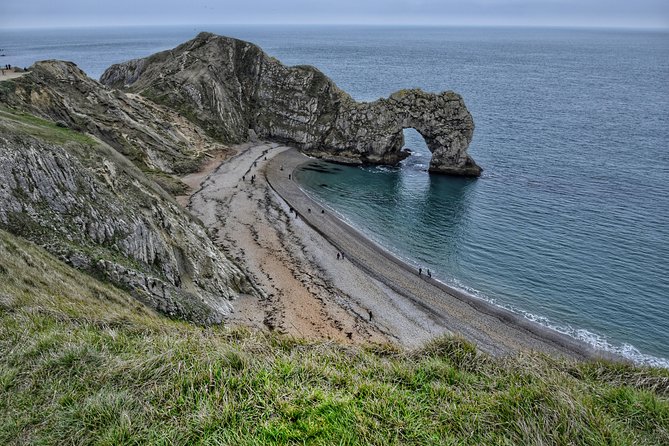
[2,0,668,29]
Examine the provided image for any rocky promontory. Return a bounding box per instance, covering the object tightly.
[101,32,481,176]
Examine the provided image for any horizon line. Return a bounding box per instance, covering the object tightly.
[2,22,668,32]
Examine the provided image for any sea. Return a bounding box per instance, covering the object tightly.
[1,25,667,367]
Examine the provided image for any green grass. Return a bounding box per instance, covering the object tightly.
[0,106,96,146]
[1,228,668,445]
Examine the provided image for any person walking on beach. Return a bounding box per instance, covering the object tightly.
[368,309,373,321]
[419,267,422,276]
[337,252,340,260]
[427,269,431,278]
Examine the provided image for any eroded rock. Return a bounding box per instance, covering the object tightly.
[0,122,257,324]
[101,32,481,176]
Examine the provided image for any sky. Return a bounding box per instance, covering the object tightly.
[1,0,668,29]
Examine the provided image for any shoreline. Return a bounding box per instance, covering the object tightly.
[184,141,620,360]
[265,148,618,361]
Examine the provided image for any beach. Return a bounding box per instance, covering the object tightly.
[186,142,613,360]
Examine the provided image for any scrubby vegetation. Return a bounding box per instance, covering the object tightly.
[1,230,668,445]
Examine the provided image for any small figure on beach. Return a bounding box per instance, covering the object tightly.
[419,268,422,276]
[242,175,245,181]
[321,209,325,214]
[289,207,294,213]
[368,309,373,321]
[307,208,311,213]
[427,269,431,278]
[288,174,292,180]
[341,252,345,260]
[337,252,340,260]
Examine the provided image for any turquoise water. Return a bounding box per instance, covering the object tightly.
[1,26,668,366]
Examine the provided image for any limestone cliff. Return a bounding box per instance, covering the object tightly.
[101,32,481,176]
[0,105,255,324]
[1,60,234,194]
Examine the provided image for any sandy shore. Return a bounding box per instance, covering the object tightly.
[187,142,612,360]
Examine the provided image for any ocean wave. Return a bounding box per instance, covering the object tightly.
[447,279,669,368]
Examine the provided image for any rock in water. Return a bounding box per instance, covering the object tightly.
[101,32,481,176]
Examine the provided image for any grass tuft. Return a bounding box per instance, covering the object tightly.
[1,228,668,445]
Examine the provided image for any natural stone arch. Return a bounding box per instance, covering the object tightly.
[101,33,481,177]
[297,89,481,176]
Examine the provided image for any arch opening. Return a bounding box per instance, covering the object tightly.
[401,127,432,171]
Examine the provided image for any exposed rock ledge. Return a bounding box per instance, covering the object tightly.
[101,32,481,176]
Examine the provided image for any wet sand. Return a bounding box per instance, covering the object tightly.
[188,142,614,360]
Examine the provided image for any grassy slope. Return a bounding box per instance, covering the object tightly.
[1,229,668,445]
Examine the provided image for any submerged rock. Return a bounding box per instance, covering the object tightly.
[102,32,481,176]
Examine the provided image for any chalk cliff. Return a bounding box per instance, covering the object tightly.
[101,32,481,176]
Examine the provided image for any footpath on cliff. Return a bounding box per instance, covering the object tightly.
[184,142,611,360]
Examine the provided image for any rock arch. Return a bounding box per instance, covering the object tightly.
[101,33,482,177]
[311,89,481,176]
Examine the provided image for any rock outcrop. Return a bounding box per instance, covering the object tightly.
[1,60,234,194]
[101,32,480,176]
[0,105,256,324]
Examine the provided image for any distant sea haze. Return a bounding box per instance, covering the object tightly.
[2,25,667,366]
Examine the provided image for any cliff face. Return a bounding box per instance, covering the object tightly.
[1,60,233,194]
[101,32,480,176]
[0,92,255,324]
